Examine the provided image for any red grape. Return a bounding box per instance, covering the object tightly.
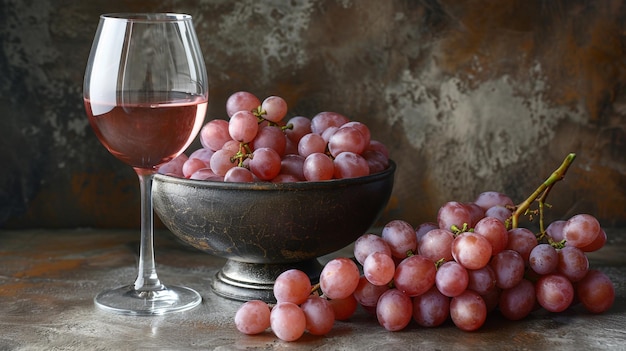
[435,261,469,297]
[363,251,395,286]
[234,300,271,335]
[393,255,436,297]
[333,152,369,179]
[562,214,601,248]
[273,269,312,305]
[498,279,535,321]
[229,110,259,143]
[437,201,472,232]
[354,233,392,265]
[535,274,574,312]
[376,289,413,332]
[226,91,260,117]
[319,258,360,300]
[270,302,306,342]
[261,95,287,123]
[200,119,231,151]
[451,232,492,270]
[381,219,418,259]
[450,290,487,331]
[576,269,615,314]
[412,286,450,327]
[300,296,335,336]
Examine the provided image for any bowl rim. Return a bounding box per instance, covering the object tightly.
[154,159,396,191]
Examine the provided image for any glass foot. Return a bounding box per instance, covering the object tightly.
[94,285,202,316]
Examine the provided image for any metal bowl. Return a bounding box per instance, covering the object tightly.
[152,161,395,302]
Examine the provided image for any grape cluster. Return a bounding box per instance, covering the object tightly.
[234,191,615,340]
[158,91,390,182]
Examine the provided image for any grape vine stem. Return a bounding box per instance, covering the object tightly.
[510,153,576,233]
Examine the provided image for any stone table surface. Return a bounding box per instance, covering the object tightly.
[0,229,625,350]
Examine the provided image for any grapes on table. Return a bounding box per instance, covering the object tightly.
[158,90,390,182]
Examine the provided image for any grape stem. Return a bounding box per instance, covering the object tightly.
[510,153,576,234]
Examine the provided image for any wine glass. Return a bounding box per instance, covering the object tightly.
[83,13,208,315]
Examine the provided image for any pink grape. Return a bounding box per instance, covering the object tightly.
[465,202,486,227]
[297,133,326,158]
[303,153,334,181]
[381,219,418,259]
[450,290,487,331]
[363,252,395,286]
[328,125,367,157]
[576,269,615,314]
[221,139,241,153]
[273,269,312,305]
[506,227,538,262]
[415,222,439,246]
[200,119,231,151]
[250,125,287,156]
[362,150,389,174]
[340,121,371,146]
[435,261,469,297]
[528,243,558,275]
[189,147,215,165]
[310,111,349,134]
[353,233,392,265]
[376,289,413,332]
[473,216,508,255]
[189,168,222,181]
[279,154,305,181]
[353,276,389,308]
[270,302,306,342]
[467,265,497,295]
[366,139,389,158]
[210,148,237,176]
[271,174,300,183]
[393,255,436,297]
[300,296,335,336]
[437,201,472,232]
[480,287,502,314]
[579,228,607,252]
[333,152,369,179]
[321,126,338,143]
[484,205,512,224]
[224,166,254,183]
[412,286,450,327]
[490,249,525,289]
[261,95,288,123]
[546,220,567,242]
[498,279,535,321]
[556,246,589,282]
[418,228,454,262]
[319,257,360,300]
[562,214,601,248]
[182,158,209,178]
[157,153,188,177]
[474,191,514,211]
[284,116,312,144]
[226,91,260,117]
[249,147,281,180]
[328,294,358,321]
[234,300,271,335]
[229,110,259,143]
[451,232,492,270]
[535,274,574,312]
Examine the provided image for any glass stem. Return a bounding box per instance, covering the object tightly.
[134,169,164,292]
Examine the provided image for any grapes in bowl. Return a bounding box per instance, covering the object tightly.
[152,160,395,302]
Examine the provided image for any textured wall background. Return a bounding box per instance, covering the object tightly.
[1,0,625,230]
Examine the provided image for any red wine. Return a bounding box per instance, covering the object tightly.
[85,92,207,169]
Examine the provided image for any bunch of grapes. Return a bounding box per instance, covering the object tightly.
[233,154,615,340]
[158,91,390,182]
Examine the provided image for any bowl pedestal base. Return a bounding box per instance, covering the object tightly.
[211,259,323,303]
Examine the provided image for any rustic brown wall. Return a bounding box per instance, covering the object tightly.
[1,0,625,229]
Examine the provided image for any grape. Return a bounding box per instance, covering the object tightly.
[320,126,338,143]
[210,148,237,176]
[546,220,566,242]
[435,261,469,297]
[376,289,413,332]
[576,270,615,313]
[556,246,589,282]
[340,121,371,146]
[333,152,369,179]
[224,166,254,183]
[328,294,358,321]
[363,252,395,286]
[353,233,392,265]
[261,95,288,123]
[200,119,231,151]
[362,150,389,174]
[467,265,497,295]
[414,222,439,246]
[229,110,259,143]
[381,219,418,259]
[417,228,454,262]
[279,154,305,181]
[273,269,312,305]
[328,126,367,157]
[353,276,389,308]
[221,139,241,154]
[473,216,508,255]
[182,158,209,178]
[506,227,538,262]
[319,258,360,300]
[450,290,487,331]
[437,201,472,232]
[490,249,525,289]
[270,302,306,342]
[562,214,601,248]
[535,274,574,312]
[579,228,607,252]
[310,111,349,134]
[284,116,312,144]
[300,296,335,336]
[528,243,558,275]
[249,147,281,181]
[366,139,389,158]
[393,255,436,297]
[226,91,260,117]
[484,205,512,224]
[465,202,486,227]
[271,174,300,183]
[474,191,514,211]
[480,287,502,313]
[234,300,271,335]
[158,153,188,177]
[303,153,334,181]
[412,286,450,327]
[451,232,492,270]
[250,125,287,156]
[190,168,222,181]
[498,279,535,321]
[297,133,326,158]
[189,147,215,165]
